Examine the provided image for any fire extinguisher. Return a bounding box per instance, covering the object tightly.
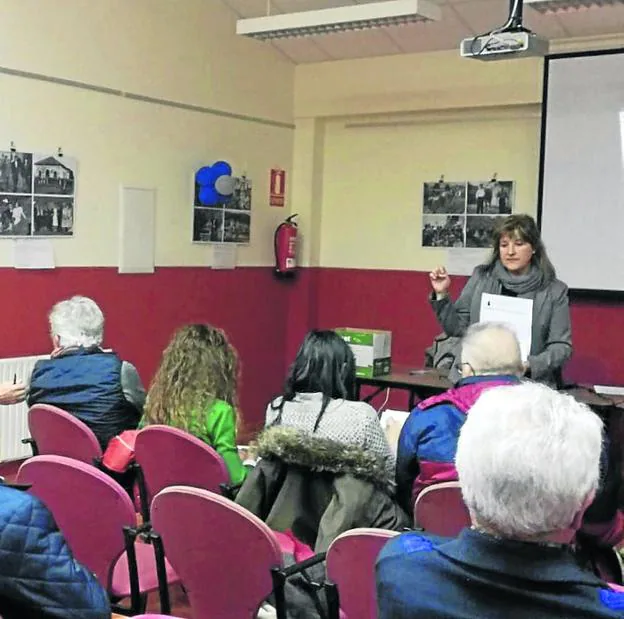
[274,214,298,277]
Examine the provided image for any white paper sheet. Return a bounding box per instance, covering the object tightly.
[479,293,533,361]
[12,239,55,270]
[212,244,237,270]
[446,248,489,276]
[379,409,410,456]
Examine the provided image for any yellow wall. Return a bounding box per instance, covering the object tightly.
[0,0,295,267]
[318,108,540,270]
[293,51,544,269]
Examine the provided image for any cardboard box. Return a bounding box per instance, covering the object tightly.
[335,327,392,378]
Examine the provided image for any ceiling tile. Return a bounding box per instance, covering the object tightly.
[451,0,510,34]
[523,11,568,38]
[553,4,624,37]
[384,6,474,53]
[221,0,271,18]
[309,28,403,60]
[271,37,335,62]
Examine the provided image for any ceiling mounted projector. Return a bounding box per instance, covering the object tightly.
[460,0,550,61]
[236,0,442,41]
[524,0,621,13]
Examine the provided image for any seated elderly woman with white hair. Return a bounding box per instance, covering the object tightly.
[27,295,145,450]
[378,383,624,618]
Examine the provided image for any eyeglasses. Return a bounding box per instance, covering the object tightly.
[458,362,475,377]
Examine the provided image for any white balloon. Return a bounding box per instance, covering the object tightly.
[215,175,235,196]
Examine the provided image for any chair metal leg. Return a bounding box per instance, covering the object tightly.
[271,567,287,619]
[122,526,142,615]
[325,582,340,619]
[150,532,171,615]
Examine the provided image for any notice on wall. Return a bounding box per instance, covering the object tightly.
[12,238,55,269]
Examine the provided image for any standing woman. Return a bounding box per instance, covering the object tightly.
[142,324,248,485]
[429,214,572,386]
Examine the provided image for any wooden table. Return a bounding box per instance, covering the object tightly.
[356,366,624,412]
[356,367,451,411]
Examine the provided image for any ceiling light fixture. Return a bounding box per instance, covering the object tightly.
[236,0,441,41]
[524,0,620,14]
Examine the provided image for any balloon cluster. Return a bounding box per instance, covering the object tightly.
[195,161,235,206]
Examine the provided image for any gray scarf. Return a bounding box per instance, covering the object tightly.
[493,261,544,295]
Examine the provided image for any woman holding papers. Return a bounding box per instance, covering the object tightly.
[428,214,572,387]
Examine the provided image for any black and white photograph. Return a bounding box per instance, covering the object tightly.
[193,208,224,243]
[224,211,250,243]
[423,179,466,214]
[227,176,252,211]
[466,215,502,248]
[422,215,465,248]
[0,195,32,236]
[0,151,32,194]
[33,197,74,236]
[467,179,514,215]
[33,154,76,196]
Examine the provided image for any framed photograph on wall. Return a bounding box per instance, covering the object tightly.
[0,150,76,237]
[192,175,251,244]
[421,177,515,248]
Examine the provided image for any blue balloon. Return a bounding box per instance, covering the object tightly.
[195,166,218,187]
[212,161,232,178]
[198,186,220,206]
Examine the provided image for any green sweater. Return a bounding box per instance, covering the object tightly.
[142,399,248,485]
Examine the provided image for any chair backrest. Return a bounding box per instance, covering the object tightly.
[413,481,471,537]
[151,486,283,619]
[326,528,399,619]
[134,425,230,502]
[17,454,136,589]
[28,403,102,463]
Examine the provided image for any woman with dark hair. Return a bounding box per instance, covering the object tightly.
[143,323,248,484]
[266,330,395,484]
[428,214,572,386]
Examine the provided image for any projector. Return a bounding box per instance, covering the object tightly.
[460,30,549,61]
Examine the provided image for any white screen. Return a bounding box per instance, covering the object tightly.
[540,51,624,291]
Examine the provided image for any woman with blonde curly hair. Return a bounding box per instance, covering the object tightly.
[143,323,248,484]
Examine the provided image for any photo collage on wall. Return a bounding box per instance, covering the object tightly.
[0,150,76,237]
[192,176,252,244]
[421,176,514,248]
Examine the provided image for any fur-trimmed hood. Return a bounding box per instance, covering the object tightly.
[254,426,389,490]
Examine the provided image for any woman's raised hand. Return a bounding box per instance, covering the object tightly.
[429,266,451,297]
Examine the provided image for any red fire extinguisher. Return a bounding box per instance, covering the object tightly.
[274,214,298,277]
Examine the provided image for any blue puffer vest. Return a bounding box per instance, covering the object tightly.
[27,347,140,450]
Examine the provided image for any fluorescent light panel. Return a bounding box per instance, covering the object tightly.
[525,0,621,13]
[236,0,441,40]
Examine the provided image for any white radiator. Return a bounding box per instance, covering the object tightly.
[0,354,48,461]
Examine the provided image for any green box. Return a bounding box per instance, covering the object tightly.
[335,327,392,378]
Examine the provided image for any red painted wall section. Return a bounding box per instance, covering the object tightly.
[4,265,621,446]
[0,267,288,440]
[311,268,624,407]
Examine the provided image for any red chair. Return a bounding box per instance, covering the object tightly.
[151,485,315,619]
[26,403,102,463]
[17,455,179,615]
[413,481,471,537]
[134,425,232,520]
[325,528,398,619]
